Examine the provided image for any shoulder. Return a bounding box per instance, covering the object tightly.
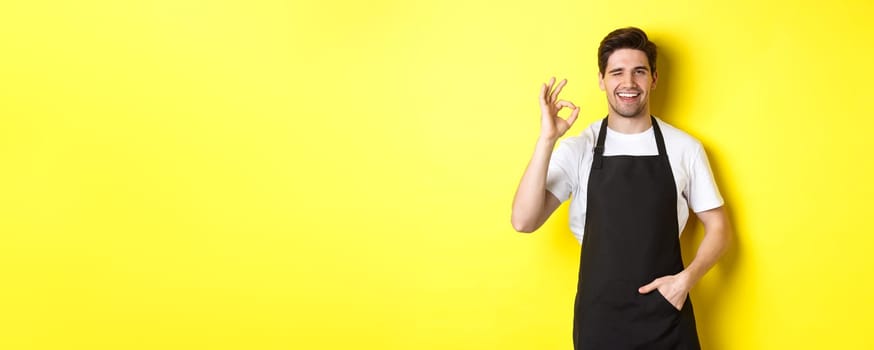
[655,117,704,154]
[556,118,601,153]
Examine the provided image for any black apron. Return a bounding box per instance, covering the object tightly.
[572,117,701,349]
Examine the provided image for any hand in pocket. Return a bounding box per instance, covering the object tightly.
[639,274,689,311]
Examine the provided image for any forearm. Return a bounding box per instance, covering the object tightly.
[511,137,557,232]
[680,207,731,286]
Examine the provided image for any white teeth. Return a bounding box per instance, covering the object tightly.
[618,93,639,98]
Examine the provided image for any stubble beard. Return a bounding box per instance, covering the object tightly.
[610,99,648,119]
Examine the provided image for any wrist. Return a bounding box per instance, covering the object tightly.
[678,267,701,289]
[537,136,559,146]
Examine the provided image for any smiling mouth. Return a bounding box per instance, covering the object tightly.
[616,91,641,102]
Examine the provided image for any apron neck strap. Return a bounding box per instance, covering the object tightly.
[593,116,608,169]
[651,116,668,157]
[593,116,667,170]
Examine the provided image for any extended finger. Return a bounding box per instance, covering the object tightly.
[539,83,548,107]
[546,77,556,101]
[551,78,568,102]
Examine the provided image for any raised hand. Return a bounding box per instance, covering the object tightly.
[539,77,580,142]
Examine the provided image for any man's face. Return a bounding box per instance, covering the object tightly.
[599,48,658,119]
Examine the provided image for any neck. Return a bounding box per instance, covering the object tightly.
[607,113,652,134]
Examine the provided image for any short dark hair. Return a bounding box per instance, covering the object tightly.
[598,27,657,75]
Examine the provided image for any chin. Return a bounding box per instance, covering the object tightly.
[613,105,648,119]
[615,109,646,119]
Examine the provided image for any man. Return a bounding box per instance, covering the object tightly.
[511,27,729,349]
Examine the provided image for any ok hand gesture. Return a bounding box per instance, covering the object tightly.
[539,77,580,142]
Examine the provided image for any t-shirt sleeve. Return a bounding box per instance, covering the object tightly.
[686,144,724,212]
[546,138,581,203]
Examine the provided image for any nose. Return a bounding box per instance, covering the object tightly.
[621,73,636,88]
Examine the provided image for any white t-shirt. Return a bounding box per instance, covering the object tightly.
[546,117,724,244]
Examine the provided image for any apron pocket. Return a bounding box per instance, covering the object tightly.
[651,289,682,313]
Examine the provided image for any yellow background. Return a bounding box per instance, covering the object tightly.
[2,0,873,349]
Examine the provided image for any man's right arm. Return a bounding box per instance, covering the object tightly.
[511,138,563,233]
[511,77,579,233]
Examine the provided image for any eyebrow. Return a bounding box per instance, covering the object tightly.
[608,66,650,74]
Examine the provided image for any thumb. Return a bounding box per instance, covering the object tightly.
[567,106,580,127]
[639,280,659,294]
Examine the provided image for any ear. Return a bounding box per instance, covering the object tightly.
[651,70,658,90]
[598,72,605,91]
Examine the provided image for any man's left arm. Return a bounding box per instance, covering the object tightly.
[638,206,731,310]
